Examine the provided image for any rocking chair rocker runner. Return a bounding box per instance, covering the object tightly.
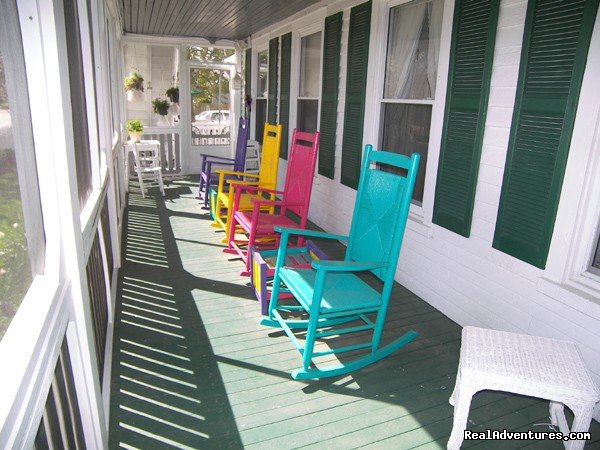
[261,145,420,380]
[197,117,249,208]
[225,129,320,275]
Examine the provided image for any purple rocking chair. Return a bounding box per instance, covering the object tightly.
[197,117,249,208]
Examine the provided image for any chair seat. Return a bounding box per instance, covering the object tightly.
[235,211,300,235]
[280,267,382,313]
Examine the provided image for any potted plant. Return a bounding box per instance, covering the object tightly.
[124,72,144,102]
[165,87,179,104]
[125,119,143,142]
[152,98,170,126]
[166,87,180,116]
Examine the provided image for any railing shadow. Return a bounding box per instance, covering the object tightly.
[109,184,246,448]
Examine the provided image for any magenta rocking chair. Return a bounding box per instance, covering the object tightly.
[197,117,249,208]
[225,129,320,275]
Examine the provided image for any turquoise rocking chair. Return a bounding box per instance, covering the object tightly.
[260,145,420,380]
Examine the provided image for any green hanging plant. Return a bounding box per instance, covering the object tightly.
[123,72,144,92]
[152,98,170,116]
[165,87,179,104]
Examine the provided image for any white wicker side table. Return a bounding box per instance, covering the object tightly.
[448,326,600,449]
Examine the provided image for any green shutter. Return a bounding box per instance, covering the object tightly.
[493,0,599,269]
[268,37,279,124]
[279,33,292,159]
[244,48,251,118]
[318,12,343,179]
[432,0,500,237]
[341,1,371,189]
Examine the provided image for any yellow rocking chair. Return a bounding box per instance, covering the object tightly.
[211,123,282,242]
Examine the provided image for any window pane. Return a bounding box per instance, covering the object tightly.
[381,103,431,204]
[186,46,235,63]
[384,0,444,100]
[257,50,268,98]
[297,99,318,133]
[190,68,231,147]
[299,32,322,98]
[0,40,43,341]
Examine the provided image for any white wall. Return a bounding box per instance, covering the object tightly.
[252,0,600,391]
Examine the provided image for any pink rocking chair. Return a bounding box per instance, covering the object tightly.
[225,129,320,275]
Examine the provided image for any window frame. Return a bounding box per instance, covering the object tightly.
[252,43,269,141]
[295,27,324,134]
[188,62,235,153]
[363,0,454,230]
[379,0,444,207]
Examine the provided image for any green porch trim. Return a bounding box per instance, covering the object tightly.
[318,11,343,178]
[432,0,500,237]
[340,1,371,189]
[279,32,292,159]
[267,37,279,124]
[493,0,600,268]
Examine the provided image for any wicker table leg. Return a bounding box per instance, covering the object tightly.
[447,379,478,450]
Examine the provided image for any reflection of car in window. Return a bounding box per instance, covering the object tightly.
[193,110,230,135]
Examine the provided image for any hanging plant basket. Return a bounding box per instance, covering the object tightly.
[124,72,144,102]
[166,87,179,104]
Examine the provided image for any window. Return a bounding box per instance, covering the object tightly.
[0,8,45,342]
[379,0,443,205]
[255,49,268,143]
[297,31,322,133]
[190,67,231,147]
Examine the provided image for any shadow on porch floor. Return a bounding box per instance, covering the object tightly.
[108,178,600,449]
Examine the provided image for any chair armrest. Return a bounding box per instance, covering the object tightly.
[250,199,301,208]
[311,260,387,272]
[215,169,260,178]
[201,154,235,162]
[228,180,261,189]
[204,160,235,173]
[274,227,349,241]
[235,185,283,195]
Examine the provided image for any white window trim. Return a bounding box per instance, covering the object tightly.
[541,11,600,309]
[364,0,455,231]
[294,25,324,134]
[251,43,269,140]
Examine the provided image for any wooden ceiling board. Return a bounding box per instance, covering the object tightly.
[120,0,324,40]
[165,0,204,36]
[181,2,223,37]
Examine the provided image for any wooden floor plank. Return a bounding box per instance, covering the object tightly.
[109,180,600,449]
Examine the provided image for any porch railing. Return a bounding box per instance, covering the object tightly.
[141,126,181,174]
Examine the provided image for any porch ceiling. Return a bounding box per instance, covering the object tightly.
[120,0,324,40]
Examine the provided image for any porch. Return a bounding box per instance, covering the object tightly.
[107,180,600,448]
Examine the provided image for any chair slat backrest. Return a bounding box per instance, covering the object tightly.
[232,118,249,172]
[346,145,420,283]
[257,123,283,190]
[282,129,320,220]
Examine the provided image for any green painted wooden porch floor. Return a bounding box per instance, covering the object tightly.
[108,178,600,449]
